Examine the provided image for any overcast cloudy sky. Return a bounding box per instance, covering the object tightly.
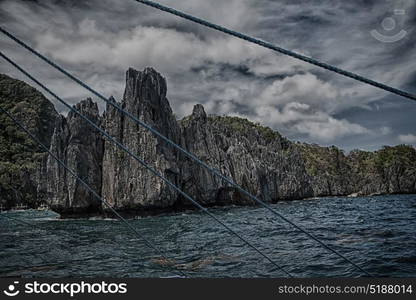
[0,0,415,151]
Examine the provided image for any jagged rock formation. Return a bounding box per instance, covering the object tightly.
[46,99,103,214]
[179,106,313,206]
[348,146,416,195]
[1,69,415,216]
[297,143,416,197]
[102,68,180,212]
[0,74,58,209]
[296,144,354,196]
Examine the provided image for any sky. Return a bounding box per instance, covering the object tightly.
[0,0,415,151]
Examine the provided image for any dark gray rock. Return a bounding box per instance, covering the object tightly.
[296,144,354,196]
[347,147,416,196]
[102,67,180,211]
[46,98,103,214]
[57,68,416,213]
[297,144,416,197]
[179,106,313,206]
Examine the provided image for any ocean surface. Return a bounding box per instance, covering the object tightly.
[0,194,415,278]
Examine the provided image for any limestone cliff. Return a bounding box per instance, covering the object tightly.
[297,143,416,197]
[1,69,415,216]
[101,68,180,212]
[179,106,313,206]
[46,98,103,214]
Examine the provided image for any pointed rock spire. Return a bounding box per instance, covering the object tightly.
[191,104,207,122]
[124,67,167,103]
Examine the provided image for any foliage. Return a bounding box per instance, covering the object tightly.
[0,74,57,207]
[296,143,346,176]
[298,143,416,178]
[208,115,282,141]
[374,145,416,169]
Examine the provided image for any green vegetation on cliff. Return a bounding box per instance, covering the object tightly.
[0,74,57,208]
[348,145,416,173]
[297,143,416,177]
[297,142,416,196]
[375,145,416,169]
[208,115,283,142]
[296,144,346,177]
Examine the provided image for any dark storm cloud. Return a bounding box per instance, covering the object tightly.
[0,0,415,150]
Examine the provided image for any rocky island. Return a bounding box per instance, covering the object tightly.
[0,68,415,217]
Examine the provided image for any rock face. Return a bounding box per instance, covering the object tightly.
[347,146,416,195]
[0,74,58,209]
[46,99,103,214]
[297,143,416,197]
[1,69,415,216]
[297,144,354,196]
[102,68,180,211]
[179,106,313,206]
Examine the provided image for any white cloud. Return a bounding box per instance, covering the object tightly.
[252,102,370,142]
[258,73,340,109]
[398,134,416,144]
[293,118,370,142]
[379,126,392,136]
[35,19,308,79]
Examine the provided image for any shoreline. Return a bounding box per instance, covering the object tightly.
[2,192,414,220]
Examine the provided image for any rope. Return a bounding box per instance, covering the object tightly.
[131,0,416,102]
[0,51,292,278]
[0,104,187,278]
[0,26,373,277]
